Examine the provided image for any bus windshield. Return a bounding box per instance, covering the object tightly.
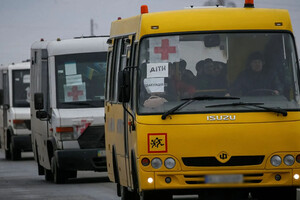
[138,32,300,114]
[55,52,107,108]
[12,69,30,107]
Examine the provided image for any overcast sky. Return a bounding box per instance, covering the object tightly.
[0,0,299,65]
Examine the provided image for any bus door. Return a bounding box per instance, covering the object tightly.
[106,37,129,186]
[122,35,136,189]
[31,49,50,168]
[107,35,136,188]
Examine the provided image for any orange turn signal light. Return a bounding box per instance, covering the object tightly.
[13,120,24,124]
[56,127,73,133]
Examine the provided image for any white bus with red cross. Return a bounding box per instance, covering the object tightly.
[30,36,108,183]
[0,61,32,161]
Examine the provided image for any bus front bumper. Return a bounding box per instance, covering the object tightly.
[12,134,32,152]
[139,169,300,191]
[55,148,106,171]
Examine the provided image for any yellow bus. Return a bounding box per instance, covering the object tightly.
[105,1,300,199]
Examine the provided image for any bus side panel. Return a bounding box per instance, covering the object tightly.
[105,103,128,186]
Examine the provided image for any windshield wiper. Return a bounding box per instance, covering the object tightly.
[161,96,240,120]
[206,102,287,116]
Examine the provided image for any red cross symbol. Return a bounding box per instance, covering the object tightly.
[68,86,83,100]
[154,39,176,60]
[76,121,91,134]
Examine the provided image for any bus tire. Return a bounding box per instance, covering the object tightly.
[44,168,54,181]
[5,131,11,160]
[66,170,77,179]
[51,156,67,184]
[121,186,138,200]
[5,149,11,160]
[10,139,21,160]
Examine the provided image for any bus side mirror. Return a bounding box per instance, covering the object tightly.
[0,89,3,105]
[36,111,48,119]
[118,70,131,103]
[34,93,44,110]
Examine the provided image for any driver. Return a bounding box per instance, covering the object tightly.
[229,51,282,96]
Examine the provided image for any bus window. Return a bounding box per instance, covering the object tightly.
[112,39,122,102]
[105,51,112,101]
[138,33,300,114]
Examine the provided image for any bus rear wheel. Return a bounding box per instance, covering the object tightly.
[44,168,53,181]
[5,149,11,160]
[10,141,21,160]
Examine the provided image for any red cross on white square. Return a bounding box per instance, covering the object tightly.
[68,86,83,101]
[154,39,177,60]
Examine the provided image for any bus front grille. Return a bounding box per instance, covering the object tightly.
[182,156,264,167]
[77,125,105,149]
[184,173,263,185]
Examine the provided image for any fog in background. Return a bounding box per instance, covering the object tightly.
[0,0,299,65]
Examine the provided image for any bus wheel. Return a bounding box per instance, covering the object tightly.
[121,186,139,200]
[44,168,54,181]
[5,149,11,160]
[66,170,77,179]
[10,140,21,160]
[51,156,67,184]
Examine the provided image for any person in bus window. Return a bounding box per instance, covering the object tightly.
[195,58,227,92]
[171,59,196,98]
[229,51,283,96]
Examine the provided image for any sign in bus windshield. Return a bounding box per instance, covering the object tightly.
[55,52,107,108]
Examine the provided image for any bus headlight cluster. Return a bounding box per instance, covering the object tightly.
[151,158,163,169]
[142,157,176,169]
[164,158,176,169]
[283,155,295,166]
[271,155,295,167]
[271,155,282,167]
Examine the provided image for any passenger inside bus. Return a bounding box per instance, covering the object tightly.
[143,60,196,108]
[229,51,283,96]
[195,58,228,95]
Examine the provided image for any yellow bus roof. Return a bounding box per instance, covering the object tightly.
[110,8,292,39]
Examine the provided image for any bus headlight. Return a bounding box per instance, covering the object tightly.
[164,157,176,169]
[271,155,282,167]
[151,158,162,169]
[283,155,295,166]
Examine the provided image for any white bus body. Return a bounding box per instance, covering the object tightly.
[30,37,108,183]
[0,62,31,160]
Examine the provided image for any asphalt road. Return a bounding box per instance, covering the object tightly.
[0,152,119,200]
[4,151,300,200]
[0,151,198,200]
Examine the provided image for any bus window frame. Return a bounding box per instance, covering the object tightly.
[105,51,112,101]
